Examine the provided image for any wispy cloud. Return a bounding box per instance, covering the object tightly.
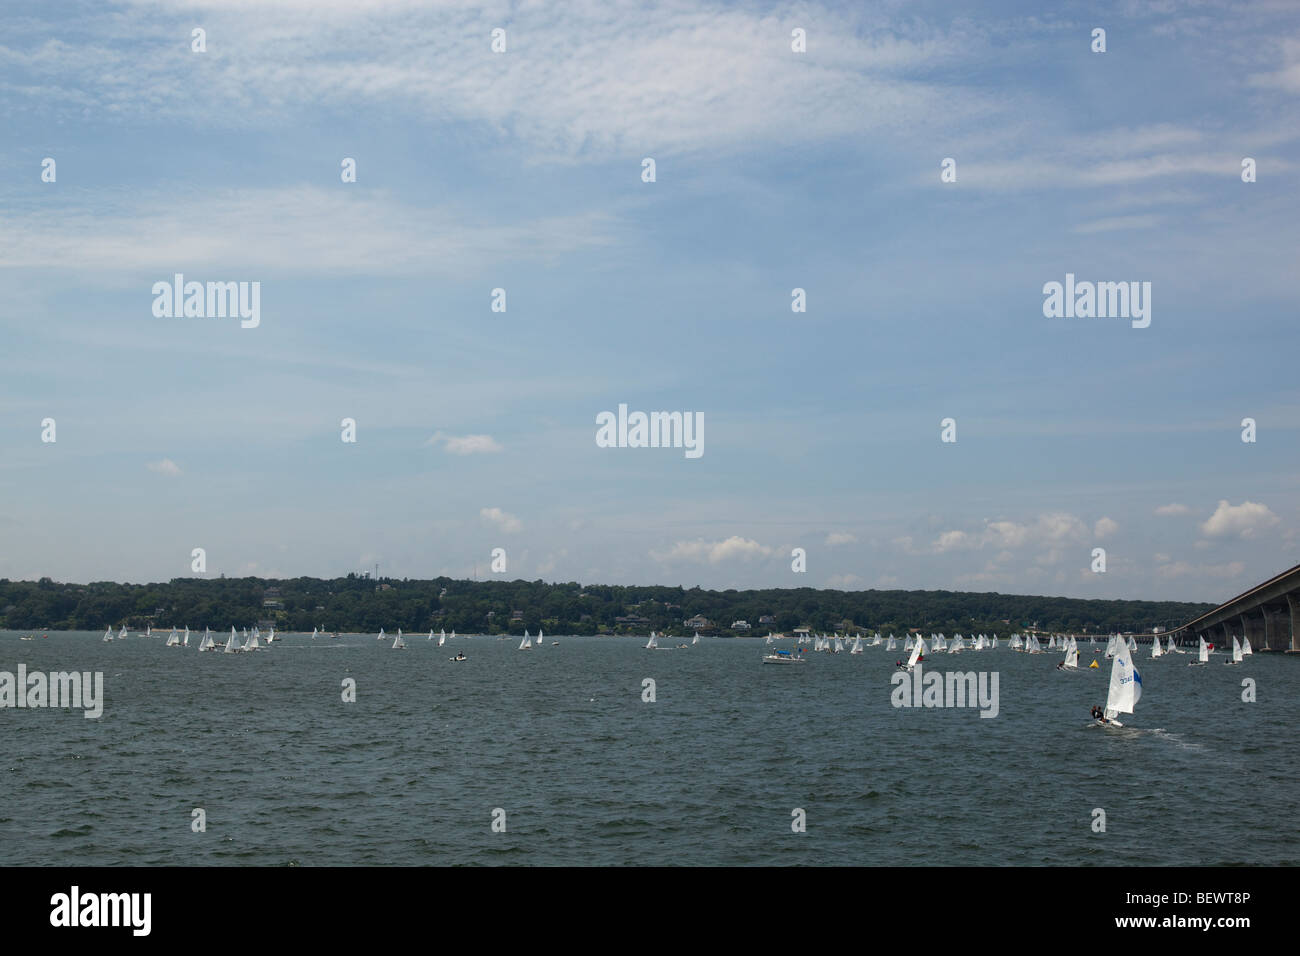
[429,432,503,455]
[651,536,775,564]
[146,458,182,477]
[480,506,522,533]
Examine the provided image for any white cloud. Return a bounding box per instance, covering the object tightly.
[13,1,992,163]
[1200,500,1279,538]
[0,187,614,275]
[429,432,503,455]
[826,573,862,589]
[1155,560,1246,580]
[480,507,522,533]
[651,536,775,564]
[932,513,1091,553]
[146,459,182,476]
[824,531,857,546]
[1093,517,1119,539]
[1155,503,1191,516]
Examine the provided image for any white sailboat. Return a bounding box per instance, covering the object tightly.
[1098,637,1141,727]
[1242,636,1252,656]
[450,630,456,640]
[117,625,128,640]
[377,628,386,642]
[692,631,700,645]
[102,626,113,643]
[850,635,863,654]
[225,627,239,653]
[1223,635,1242,665]
[438,631,446,647]
[886,634,897,651]
[246,630,262,650]
[870,633,882,646]
[899,634,925,672]
[1189,636,1209,666]
[392,632,406,650]
[519,631,532,650]
[313,627,319,639]
[1151,636,1163,659]
[645,632,658,650]
[165,628,180,647]
[1061,638,1079,671]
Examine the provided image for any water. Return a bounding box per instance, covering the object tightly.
[2,632,1296,865]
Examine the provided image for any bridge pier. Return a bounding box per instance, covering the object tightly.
[1259,604,1281,652]
[1286,594,1300,651]
[1220,621,1234,647]
[1239,611,1267,652]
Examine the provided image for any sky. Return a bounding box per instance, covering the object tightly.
[1,0,1298,604]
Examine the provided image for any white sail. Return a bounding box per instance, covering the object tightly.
[102,626,113,642]
[850,635,862,654]
[246,631,261,650]
[766,633,774,645]
[393,633,406,649]
[645,633,657,650]
[870,633,881,646]
[1151,637,1163,658]
[1242,636,1252,656]
[450,630,456,640]
[1104,638,1142,720]
[1198,637,1209,663]
[692,632,700,645]
[886,635,897,650]
[833,637,844,653]
[1063,640,1078,669]
[1231,636,1242,663]
[165,630,180,647]
[519,633,531,650]
[225,628,238,653]
[905,635,924,669]
[438,633,446,646]
[378,628,385,641]
[118,625,128,639]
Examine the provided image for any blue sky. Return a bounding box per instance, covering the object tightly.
[1,0,1298,602]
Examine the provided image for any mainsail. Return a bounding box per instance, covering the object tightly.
[1104,638,1142,720]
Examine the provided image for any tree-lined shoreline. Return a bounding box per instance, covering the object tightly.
[0,575,1214,637]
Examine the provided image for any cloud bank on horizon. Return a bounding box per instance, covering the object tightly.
[0,0,1297,604]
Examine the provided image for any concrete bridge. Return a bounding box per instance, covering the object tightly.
[1167,562,1300,652]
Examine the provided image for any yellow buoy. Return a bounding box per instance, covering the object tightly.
[1089,660,1099,668]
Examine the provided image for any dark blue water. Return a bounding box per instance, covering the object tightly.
[1,632,1296,865]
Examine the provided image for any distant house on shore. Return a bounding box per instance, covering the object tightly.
[759,614,776,625]
[731,620,751,630]
[684,614,710,629]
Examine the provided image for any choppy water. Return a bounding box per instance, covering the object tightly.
[1,631,1296,866]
